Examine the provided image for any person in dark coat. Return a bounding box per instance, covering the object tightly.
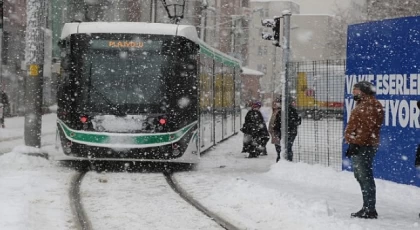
[0,91,10,128]
[345,81,384,219]
[273,99,301,162]
[241,101,269,158]
[268,98,281,156]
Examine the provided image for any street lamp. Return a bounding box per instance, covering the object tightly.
[160,0,186,24]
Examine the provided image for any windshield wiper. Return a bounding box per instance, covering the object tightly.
[88,64,126,116]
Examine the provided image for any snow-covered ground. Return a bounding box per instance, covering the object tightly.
[0,113,419,230]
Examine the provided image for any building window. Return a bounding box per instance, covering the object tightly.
[258,46,262,56]
[257,64,267,74]
[257,46,268,56]
[263,46,268,55]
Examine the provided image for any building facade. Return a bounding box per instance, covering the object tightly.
[1,0,260,112]
[247,1,300,98]
[2,0,26,115]
[247,0,337,102]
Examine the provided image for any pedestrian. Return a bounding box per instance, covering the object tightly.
[0,90,9,128]
[268,98,281,157]
[272,98,301,162]
[241,101,269,158]
[345,81,384,219]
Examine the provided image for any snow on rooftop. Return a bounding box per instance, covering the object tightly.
[242,67,264,76]
[60,22,199,43]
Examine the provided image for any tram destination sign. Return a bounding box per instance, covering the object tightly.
[91,40,163,50]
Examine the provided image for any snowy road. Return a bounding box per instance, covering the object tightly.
[1,113,419,230]
[81,172,225,230]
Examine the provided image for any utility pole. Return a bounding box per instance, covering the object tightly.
[0,0,3,88]
[261,11,292,160]
[200,0,208,41]
[231,16,237,56]
[24,0,48,147]
[150,0,157,22]
[231,15,243,58]
[0,0,3,128]
[281,10,292,161]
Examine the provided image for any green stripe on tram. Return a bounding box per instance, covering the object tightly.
[199,43,240,68]
[57,120,197,145]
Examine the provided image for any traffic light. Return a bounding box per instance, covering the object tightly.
[261,16,281,47]
[272,17,280,46]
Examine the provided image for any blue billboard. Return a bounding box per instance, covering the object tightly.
[344,16,420,186]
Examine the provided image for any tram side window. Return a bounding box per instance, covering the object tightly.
[214,62,223,110]
[173,39,199,104]
[234,68,241,108]
[223,66,234,110]
[199,53,213,111]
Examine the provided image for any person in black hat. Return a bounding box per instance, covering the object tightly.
[240,101,269,158]
[345,81,384,219]
[272,98,301,162]
[0,90,10,128]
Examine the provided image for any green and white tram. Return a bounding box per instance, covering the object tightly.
[54,22,242,164]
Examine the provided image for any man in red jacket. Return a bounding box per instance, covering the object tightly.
[345,81,384,219]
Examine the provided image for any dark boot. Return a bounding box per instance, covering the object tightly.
[351,207,378,219]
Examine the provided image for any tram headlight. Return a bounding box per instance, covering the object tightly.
[173,149,181,156]
[172,143,181,156]
[64,142,72,154]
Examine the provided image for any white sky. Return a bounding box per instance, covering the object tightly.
[292,0,353,14]
[0,112,419,230]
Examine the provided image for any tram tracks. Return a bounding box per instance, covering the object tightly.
[165,172,241,230]
[70,171,92,230]
[69,168,241,230]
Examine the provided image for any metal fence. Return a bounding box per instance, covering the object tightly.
[288,60,346,170]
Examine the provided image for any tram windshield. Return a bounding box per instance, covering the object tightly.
[72,33,198,114]
[87,49,167,113]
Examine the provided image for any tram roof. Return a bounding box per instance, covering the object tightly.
[198,40,241,68]
[60,22,199,43]
[61,22,241,68]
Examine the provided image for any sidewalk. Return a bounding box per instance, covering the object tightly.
[0,114,57,141]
